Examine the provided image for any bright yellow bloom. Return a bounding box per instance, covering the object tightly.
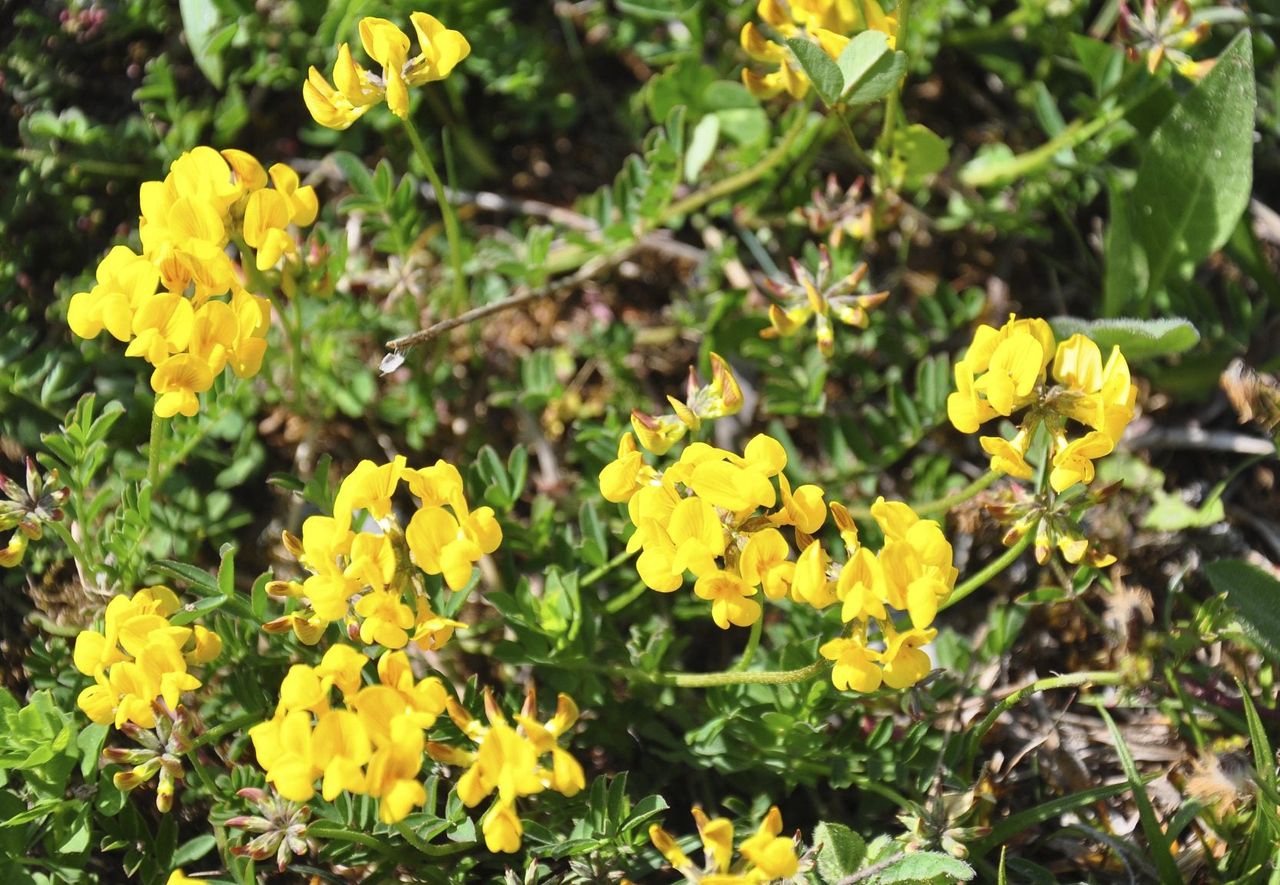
[304,12,470,130]
[73,589,221,731]
[651,806,798,883]
[948,315,1137,490]
[694,570,762,629]
[151,354,215,418]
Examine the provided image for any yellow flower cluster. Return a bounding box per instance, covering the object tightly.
[68,147,318,417]
[304,12,470,129]
[73,587,222,729]
[249,645,447,824]
[648,806,798,884]
[947,315,1137,493]
[601,425,955,692]
[266,456,501,649]
[817,498,955,692]
[427,687,584,853]
[740,0,898,99]
[629,353,744,456]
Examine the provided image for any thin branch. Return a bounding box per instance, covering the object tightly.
[385,243,639,351]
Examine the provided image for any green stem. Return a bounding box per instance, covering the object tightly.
[965,670,1123,762]
[189,711,262,751]
[876,0,912,156]
[394,822,474,857]
[146,410,164,492]
[732,616,765,672]
[545,657,829,688]
[306,822,408,859]
[844,471,1001,521]
[603,579,650,615]
[914,470,1001,518]
[663,104,812,221]
[581,548,636,588]
[0,144,148,178]
[401,118,467,309]
[44,521,91,578]
[959,104,1127,188]
[833,109,874,170]
[940,522,1036,612]
[386,106,814,351]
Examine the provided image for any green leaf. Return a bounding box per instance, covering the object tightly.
[1096,705,1182,883]
[969,779,1137,856]
[836,31,906,106]
[814,821,866,883]
[876,851,975,882]
[1131,31,1255,302]
[1047,317,1200,362]
[1102,173,1148,316]
[891,123,948,188]
[1204,560,1280,664]
[1071,35,1124,97]
[153,560,221,597]
[179,0,226,87]
[1141,491,1225,531]
[217,542,236,597]
[172,834,217,867]
[787,39,844,106]
[684,114,721,183]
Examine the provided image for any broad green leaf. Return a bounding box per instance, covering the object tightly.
[1204,560,1280,664]
[1142,492,1224,531]
[814,821,866,883]
[179,0,226,87]
[787,39,844,106]
[877,851,975,882]
[1131,31,1255,302]
[1048,317,1200,361]
[837,31,906,106]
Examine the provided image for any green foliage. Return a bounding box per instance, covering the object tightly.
[1107,31,1257,314]
[1204,560,1280,664]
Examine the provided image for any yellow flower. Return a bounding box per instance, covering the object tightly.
[1049,430,1115,493]
[737,806,799,880]
[652,805,796,883]
[693,570,761,629]
[68,246,158,342]
[880,623,937,689]
[948,315,1137,490]
[404,13,471,86]
[304,13,470,129]
[820,632,882,692]
[151,354,215,418]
